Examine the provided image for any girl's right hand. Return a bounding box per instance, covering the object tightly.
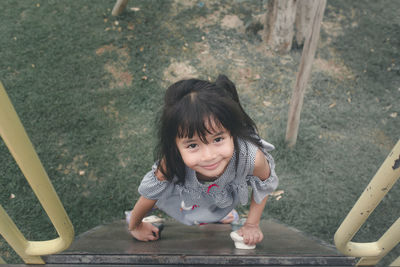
[129,222,159,241]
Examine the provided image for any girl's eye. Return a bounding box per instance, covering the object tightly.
[187,144,198,149]
[214,137,223,143]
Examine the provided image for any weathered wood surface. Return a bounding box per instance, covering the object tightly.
[44,219,356,266]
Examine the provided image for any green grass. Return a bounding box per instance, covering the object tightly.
[0,0,399,265]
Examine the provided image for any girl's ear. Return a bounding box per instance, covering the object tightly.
[215,75,239,102]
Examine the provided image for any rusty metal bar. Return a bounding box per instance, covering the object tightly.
[334,140,400,266]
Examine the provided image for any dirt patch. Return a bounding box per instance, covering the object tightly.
[96,44,132,89]
[221,15,245,33]
[103,100,128,123]
[193,10,222,33]
[371,129,395,151]
[313,57,355,81]
[96,44,115,56]
[104,64,133,88]
[170,0,198,17]
[193,40,219,73]
[163,60,198,84]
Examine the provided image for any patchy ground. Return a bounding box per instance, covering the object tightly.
[0,1,398,265]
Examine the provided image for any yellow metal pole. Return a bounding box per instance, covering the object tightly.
[334,140,400,260]
[356,218,400,265]
[390,256,400,267]
[0,206,44,264]
[0,82,74,262]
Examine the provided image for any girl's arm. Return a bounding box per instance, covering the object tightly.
[238,149,271,245]
[129,196,160,241]
[129,164,167,241]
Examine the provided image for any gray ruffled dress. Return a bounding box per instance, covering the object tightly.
[138,138,278,225]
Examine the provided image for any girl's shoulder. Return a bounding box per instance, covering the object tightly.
[236,137,259,157]
[236,137,275,177]
[237,137,275,154]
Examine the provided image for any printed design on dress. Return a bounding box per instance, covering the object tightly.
[207,183,219,193]
[180,200,199,211]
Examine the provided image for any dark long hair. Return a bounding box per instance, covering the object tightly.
[155,75,262,184]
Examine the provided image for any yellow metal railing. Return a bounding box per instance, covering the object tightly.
[0,82,74,264]
[334,140,400,266]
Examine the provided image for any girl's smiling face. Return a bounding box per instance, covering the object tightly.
[175,120,234,180]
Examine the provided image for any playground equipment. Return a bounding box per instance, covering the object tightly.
[0,79,399,266]
[0,82,74,264]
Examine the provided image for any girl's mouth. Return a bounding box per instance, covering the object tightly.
[202,161,220,170]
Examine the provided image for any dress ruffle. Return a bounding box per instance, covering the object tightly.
[246,149,279,203]
[138,163,169,200]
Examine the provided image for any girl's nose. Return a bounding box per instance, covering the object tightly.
[202,145,216,161]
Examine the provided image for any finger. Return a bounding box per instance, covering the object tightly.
[237,229,244,236]
[257,233,264,243]
[243,235,250,244]
[151,226,160,239]
[148,234,157,241]
[247,235,255,245]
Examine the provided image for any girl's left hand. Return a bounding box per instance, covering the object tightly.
[237,223,263,246]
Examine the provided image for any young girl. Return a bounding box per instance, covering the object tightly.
[128,75,278,246]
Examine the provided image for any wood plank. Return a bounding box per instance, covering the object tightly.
[44,219,356,265]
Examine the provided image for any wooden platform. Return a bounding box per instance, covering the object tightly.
[44,219,356,266]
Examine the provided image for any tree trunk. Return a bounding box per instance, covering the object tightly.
[264,0,298,54]
[285,0,327,147]
[295,0,316,46]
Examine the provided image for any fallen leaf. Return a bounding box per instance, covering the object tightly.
[263,101,272,107]
[329,102,336,108]
[79,170,85,176]
[10,194,15,199]
[130,7,140,11]
[390,112,398,118]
